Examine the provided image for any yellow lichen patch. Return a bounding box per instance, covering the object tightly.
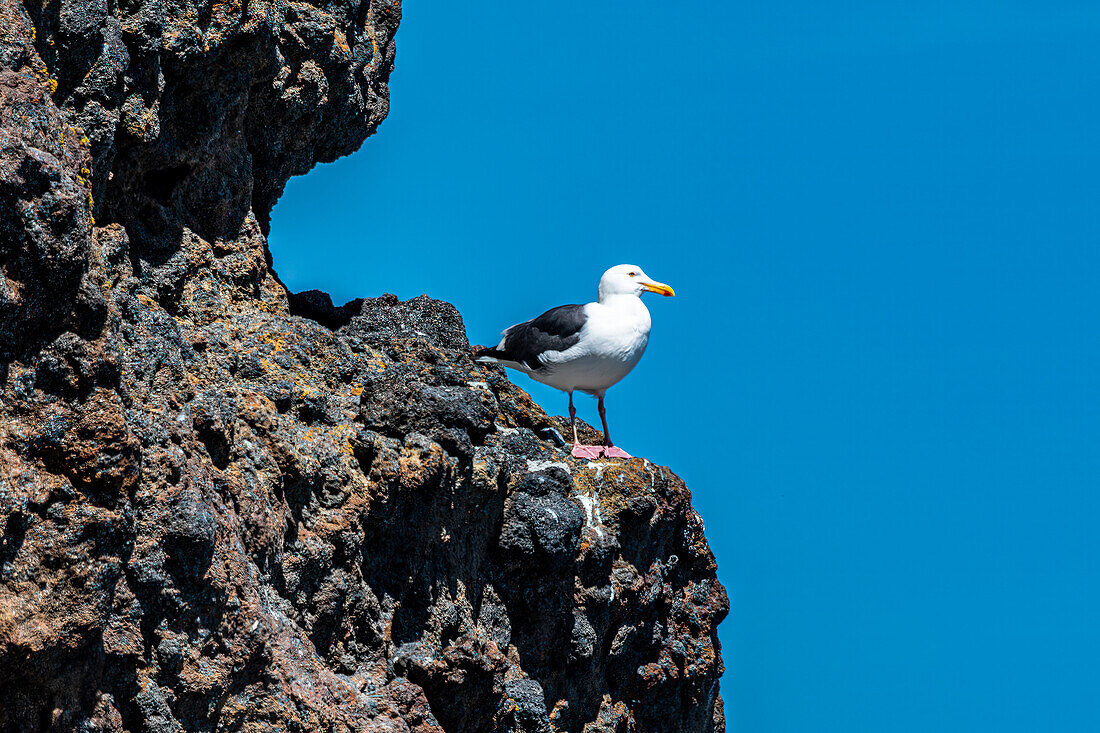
[332,423,356,456]
[571,459,661,532]
[259,328,289,353]
[360,347,388,373]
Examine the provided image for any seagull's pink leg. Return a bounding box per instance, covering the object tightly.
[568,391,603,459]
[598,394,633,459]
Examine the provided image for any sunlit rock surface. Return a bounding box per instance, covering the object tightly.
[0,1,727,730]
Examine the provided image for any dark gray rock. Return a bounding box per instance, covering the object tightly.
[498,487,584,569]
[0,0,727,731]
[499,678,552,733]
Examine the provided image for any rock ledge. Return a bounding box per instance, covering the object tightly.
[0,1,726,731]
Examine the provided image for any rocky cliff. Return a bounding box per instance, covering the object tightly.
[0,1,728,731]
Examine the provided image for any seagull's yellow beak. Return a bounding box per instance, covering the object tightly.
[642,280,676,297]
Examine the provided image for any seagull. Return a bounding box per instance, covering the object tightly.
[476,264,675,459]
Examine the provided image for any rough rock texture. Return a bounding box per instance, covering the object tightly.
[0,1,728,731]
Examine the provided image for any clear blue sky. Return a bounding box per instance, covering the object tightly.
[268,2,1100,730]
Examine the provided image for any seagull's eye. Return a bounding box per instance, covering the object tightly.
[628,271,638,277]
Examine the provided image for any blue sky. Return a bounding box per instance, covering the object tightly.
[268,2,1100,730]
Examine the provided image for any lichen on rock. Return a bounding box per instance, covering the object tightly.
[0,1,727,731]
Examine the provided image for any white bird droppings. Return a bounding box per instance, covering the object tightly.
[575,491,606,540]
[526,459,571,474]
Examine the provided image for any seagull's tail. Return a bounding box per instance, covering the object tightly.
[475,346,530,374]
[474,346,506,363]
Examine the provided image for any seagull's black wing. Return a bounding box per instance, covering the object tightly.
[477,304,587,370]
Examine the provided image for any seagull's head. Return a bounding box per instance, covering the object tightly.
[598,264,676,302]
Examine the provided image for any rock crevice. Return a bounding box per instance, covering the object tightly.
[0,1,727,731]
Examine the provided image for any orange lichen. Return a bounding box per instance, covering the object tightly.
[333,29,349,55]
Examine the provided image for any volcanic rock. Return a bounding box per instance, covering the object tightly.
[0,1,727,731]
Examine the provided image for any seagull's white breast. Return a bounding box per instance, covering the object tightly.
[533,295,652,395]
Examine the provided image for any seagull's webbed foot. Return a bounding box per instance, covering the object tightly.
[602,445,632,459]
[571,444,604,460]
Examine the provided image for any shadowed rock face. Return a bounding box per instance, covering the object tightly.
[0,1,728,731]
